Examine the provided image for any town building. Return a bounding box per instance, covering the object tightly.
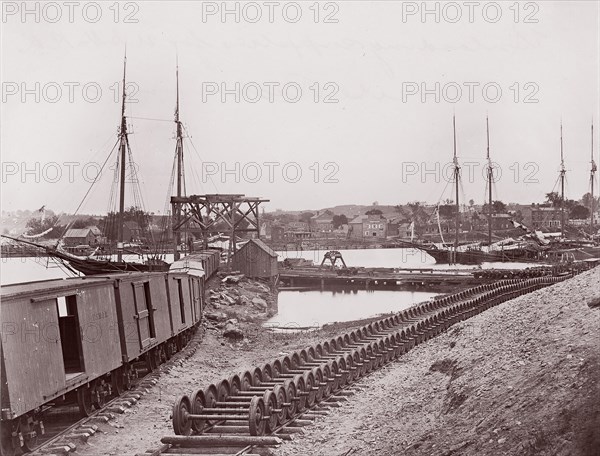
[310,212,334,232]
[287,221,309,231]
[63,227,103,247]
[284,231,312,241]
[520,206,563,230]
[348,214,388,239]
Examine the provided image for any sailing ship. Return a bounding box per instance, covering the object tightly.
[541,122,600,261]
[411,117,545,265]
[2,55,189,275]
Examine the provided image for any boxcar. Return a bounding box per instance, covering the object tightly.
[1,276,122,452]
[184,250,220,279]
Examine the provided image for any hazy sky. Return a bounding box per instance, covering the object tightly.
[2,1,599,215]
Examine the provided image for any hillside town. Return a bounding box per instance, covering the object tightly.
[3,191,598,256]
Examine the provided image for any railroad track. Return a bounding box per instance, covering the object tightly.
[138,273,574,456]
[28,328,204,456]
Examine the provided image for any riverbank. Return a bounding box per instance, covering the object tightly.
[275,267,600,456]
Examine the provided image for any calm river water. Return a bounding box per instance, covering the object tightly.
[264,289,438,330]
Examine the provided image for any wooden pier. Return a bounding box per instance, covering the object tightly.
[278,267,487,291]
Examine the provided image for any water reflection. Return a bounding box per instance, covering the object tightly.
[265,288,438,330]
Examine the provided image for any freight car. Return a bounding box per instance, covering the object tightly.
[0,250,220,456]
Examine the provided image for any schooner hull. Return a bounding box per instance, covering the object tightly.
[47,248,170,275]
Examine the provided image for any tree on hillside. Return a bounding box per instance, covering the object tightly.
[544,193,577,212]
[482,200,507,214]
[71,216,99,229]
[332,214,348,228]
[438,205,455,218]
[494,200,506,213]
[299,212,314,223]
[580,192,600,210]
[545,192,561,208]
[25,214,64,238]
[407,202,428,225]
[365,209,383,216]
[570,205,590,220]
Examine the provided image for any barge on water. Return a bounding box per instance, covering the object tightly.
[278,263,587,291]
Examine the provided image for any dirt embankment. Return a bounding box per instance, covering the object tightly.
[275,267,600,456]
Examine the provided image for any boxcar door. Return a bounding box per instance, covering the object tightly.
[131,282,155,349]
[190,278,201,323]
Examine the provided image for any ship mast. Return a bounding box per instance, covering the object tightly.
[486,116,492,246]
[117,52,128,262]
[453,115,460,261]
[559,122,566,237]
[591,122,597,230]
[173,59,185,261]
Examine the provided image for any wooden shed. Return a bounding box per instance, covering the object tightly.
[231,239,278,278]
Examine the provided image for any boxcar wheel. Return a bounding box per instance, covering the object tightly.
[145,351,156,373]
[77,386,94,417]
[165,341,175,360]
[111,369,125,396]
[92,381,107,410]
[21,420,38,453]
[152,348,162,368]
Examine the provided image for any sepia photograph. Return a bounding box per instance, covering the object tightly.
[1,1,599,455]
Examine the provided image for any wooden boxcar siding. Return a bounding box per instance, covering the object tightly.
[0,282,121,417]
[201,250,220,278]
[191,250,220,279]
[1,296,65,417]
[166,274,195,334]
[190,276,203,323]
[76,285,122,379]
[232,243,278,278]
[116,273,171,362]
